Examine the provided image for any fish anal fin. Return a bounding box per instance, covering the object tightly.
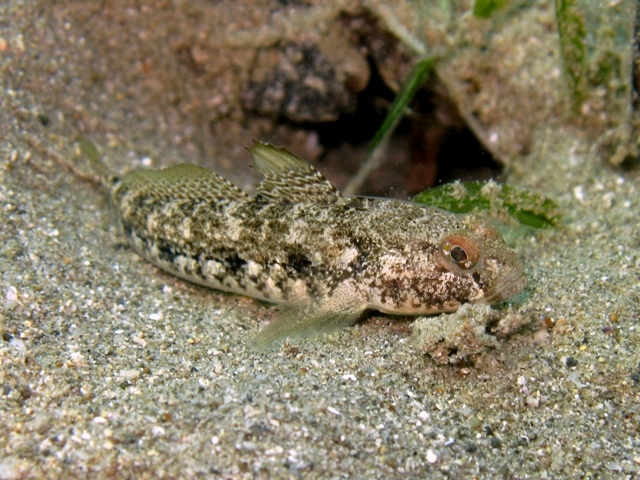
[249,142,342,204]
[249,283,368,351]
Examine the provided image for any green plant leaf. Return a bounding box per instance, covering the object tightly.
[344,56,437,195]
[554,0,587,109]
[367,56,437,157]
[473,0,509,19]
[413,181,561,229]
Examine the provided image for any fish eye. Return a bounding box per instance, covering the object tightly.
[440,234,480,271]
[450,246,468,263]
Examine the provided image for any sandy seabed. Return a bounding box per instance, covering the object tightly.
[1,1,639,478]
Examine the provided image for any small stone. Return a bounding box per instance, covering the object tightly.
[5,286,18,303]
[132,336,147,347]
[489,437,502,449]
[426,449,438,464]
[241,441,257,451]
[533,330,550,343]
[468,416,482,430]
[119,369,140,380]
[69,351,86,367]
[526,396,540,408]
[28,414,52,434]
[266,446,284,456]
[605,462,621,472]
[565,356,578,368]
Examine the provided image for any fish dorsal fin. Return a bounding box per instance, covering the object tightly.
[119,164,248,202]
[249,142,342,204]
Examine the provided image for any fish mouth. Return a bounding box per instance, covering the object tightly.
[473,269,528,305]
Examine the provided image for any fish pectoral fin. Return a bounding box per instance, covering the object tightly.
[249,142,343,204]
[248,288,368,351]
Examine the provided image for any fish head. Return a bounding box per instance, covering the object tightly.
[435,215,527,306]
[367,211,526,315]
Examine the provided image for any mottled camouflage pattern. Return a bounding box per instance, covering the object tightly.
[102,143,526,348]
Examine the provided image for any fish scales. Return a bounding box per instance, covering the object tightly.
[93,142,527,349]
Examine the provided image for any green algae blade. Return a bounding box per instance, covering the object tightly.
[413,181,561,229]
[554,0,587,109]
[367,56,436,158]
[345,56,436,195]
[473,0,509,19]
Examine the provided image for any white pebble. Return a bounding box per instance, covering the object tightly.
[266,446,284,456]
[573,186,584,203]
[426,449,438,463]
[526,396,540,408]
[132,336,147,347]
[6,286,18,302]
[119,369,140,380]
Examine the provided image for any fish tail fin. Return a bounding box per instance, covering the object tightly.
[77,135,118,187]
